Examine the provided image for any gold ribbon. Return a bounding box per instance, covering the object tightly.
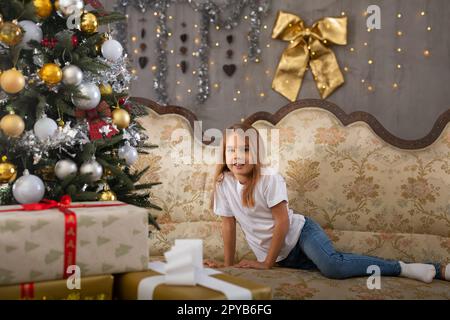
[271,11,347,100]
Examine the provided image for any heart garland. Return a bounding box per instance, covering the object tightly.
[223,64,236,77]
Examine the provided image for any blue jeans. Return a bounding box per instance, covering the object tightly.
[278,217,442,279]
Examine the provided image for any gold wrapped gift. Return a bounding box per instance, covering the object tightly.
[0,275,113,300]
[114,269,272,300]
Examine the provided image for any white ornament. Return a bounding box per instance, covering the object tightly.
[12,170,45,204]
[56,0,84,17]
[55,159,78,180]
[18,21,43,50]
[62,65,83,86]
[118,142,138,166]
[34,116,58,141]
[101,39,123,62]
[71,82,101,110]
[80,159,103,182]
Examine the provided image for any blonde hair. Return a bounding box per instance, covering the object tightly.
[210,123,266,209]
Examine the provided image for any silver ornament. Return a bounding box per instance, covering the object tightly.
[80,159,103,182]
[34,116,58,141]
[55,159,78,180]
[118,142,138,166]
[101,39,124,62]
[56,0,84,17]
[62,65,83,86]
[18,21,43,50]
[12,170,45,204]
[71,82,101,110]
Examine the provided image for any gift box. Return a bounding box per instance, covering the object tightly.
[0,275,114,300]
[0,197,149,285]
[116,240,272,300]
[114,268,272,300]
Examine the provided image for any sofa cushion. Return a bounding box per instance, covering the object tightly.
[220,266,450,300]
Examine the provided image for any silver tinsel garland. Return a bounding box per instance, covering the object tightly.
[83,56,136,93]
[114,0,271,105]
[14,121,90,164]
[123,123,149,147]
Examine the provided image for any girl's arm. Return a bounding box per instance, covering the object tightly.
[222,216,236,267]
[264,201,289,268]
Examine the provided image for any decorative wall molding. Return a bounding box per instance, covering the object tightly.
[132,97,450,150]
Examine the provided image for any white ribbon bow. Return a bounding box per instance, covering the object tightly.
[138,239,252,300]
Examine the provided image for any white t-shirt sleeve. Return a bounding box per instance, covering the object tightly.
[213,182,234,217]
[264,173,289,208]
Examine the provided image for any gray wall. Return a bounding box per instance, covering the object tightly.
[105,0,450,140]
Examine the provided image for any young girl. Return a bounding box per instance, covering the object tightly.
[205,123,450,284]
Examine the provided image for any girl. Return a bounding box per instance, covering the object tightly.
[205,123,450,283]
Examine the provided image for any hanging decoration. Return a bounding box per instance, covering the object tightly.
[0,20,23,46]
[0,112,25,137]
[98,183,117,201]
[33,0,53,19]
[38,63,63,86]
[55,159,78,180]
[271,11,347,101]
[0,157,17,183]
[0,68,26,94]
[80,157,103,182]
[223,64,236,77]
[12,169,45,204]
[113,0,271,105]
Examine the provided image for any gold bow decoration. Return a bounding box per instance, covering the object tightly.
[271,11,348,101]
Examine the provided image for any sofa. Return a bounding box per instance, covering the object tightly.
[133,98,450,299]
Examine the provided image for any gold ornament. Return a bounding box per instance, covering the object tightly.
[102,167,113,178]
[0,20,23,46]
[80,12,98,34]
[35,165,56,181]
[0,15,3,26]
[0,68,25,94]
[271,11,347,100]
[95,33,108,54]
[98,184,117,201]
[0,158,17,183]
[57,119,65,127]
[99,83,113,96]
[38,63,63,85]
[0,113,25,137]
[112,108,130,129]
[33,0,53,19]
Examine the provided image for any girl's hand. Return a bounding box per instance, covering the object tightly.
[203,259,225,268]
[235,259,270,269]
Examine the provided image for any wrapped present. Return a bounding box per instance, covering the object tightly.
[0,275,113,300]
[0,196,149,286]
[114,239,272,300]
[114,268,272,300]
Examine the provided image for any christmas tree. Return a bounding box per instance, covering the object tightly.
[0,0,161,225]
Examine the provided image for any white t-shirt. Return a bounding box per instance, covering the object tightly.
[213,167,305,263]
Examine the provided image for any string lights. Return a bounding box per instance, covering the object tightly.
[124,5,434,101]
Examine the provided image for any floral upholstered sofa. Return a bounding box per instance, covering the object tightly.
[133,98,450,299]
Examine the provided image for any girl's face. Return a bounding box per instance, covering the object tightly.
[225,133,255,178]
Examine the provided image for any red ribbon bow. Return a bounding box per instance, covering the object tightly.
[75,101,118,140]
[21,195,72,212]
[75,100,112,120]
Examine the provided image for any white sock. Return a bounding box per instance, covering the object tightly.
[399,261,436,283]
[445,264,450,281]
